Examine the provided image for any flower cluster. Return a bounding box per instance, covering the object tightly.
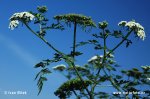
[54,14,96,28]
[98,21,108,29]
[9,20,19,30]
[9,12,35,30]
[54,78,92,98]
[118,20,146,40]
[52,64,66,71]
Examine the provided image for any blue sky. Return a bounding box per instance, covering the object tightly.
[0,0,150,99]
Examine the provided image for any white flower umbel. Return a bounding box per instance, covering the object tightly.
[9,12,35,30]
[88,55,103,63]
[9,20,19,30]
[52,64,66,71]
[125,21,144,30]
[118,21,127,26]
[118,20,146,40]
[10,12,35,21]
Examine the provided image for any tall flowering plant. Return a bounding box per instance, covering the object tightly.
[9,6,149,99]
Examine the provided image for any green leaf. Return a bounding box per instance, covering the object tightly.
[35,72,42,80]
[41,68,51,74]
[121,70,127,74]
[116,75,122,79]
[72,51,83,56]
[106,65,116,71]
[99,75,109,82]
[76,41,89,47]
[37,76,47,95]
[98,21,108,29]
[112,30,123,38]
[34,62,45,68]
[126,39,132,48]
[37,6,48,13]
[94,44,102,50]
[88,40,98,44]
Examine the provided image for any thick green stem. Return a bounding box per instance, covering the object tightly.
[96,29,107,76]
[102,68,121,91]
[91,29,107,98]
[72,23,93,98]
[71,22,92,99]
[73,21,77,59]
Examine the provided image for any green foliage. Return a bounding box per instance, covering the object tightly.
[54,78,92,99]
[35,68,51,95]
[98,21,108,29]
[37,6,48,13]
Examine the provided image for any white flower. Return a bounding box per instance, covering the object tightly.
[147,78,150,80]
[52,64,66,71]
[9,20,19,30]
[118,20,146,40]
[118,21,127,26]
[125,21,144,31]
[9,12,35,30]
[88,55,103,63]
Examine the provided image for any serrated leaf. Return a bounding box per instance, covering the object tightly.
[37,76,47,95]
[35,72,42,80]
[34,62,45,68]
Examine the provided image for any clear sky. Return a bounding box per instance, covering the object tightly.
[0,0,150,99]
